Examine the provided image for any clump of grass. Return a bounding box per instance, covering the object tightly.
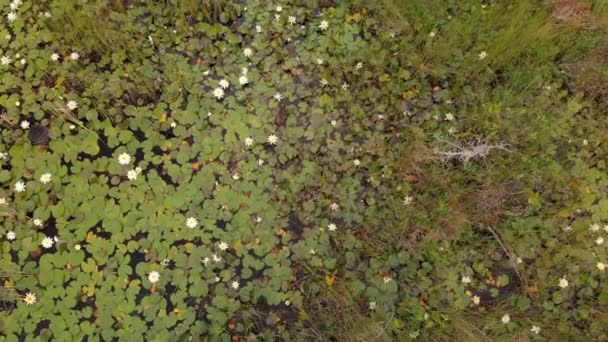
[563,44,608,107]
[296,284,392,341]
[44,2,142,60]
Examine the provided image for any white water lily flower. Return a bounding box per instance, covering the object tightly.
[239,75,248,85]
[558,277,569,288]
[461,276,471,284]
[596,236,604,245]
[328,223,337,231]
[501,314,510,324]
[127,169,138,181]
[118,153,131,165]
[7,231,16,241]
[213,87,224,99]
[33,219,43,227]
[218,241,229,251]
[472,295,480,305]
[383,276,392,284]
[244,137,254,146]
[243,48,252,57]
[39,173,52,184]
[597,262,605,271]
[478,51,487,60]
[231,280,240,289]
[7,12,17,22]
[23,292,36,305]
[273,92,283,102]
[41,236,54,249]
[319,20,329,30]
[51,53,60,61]
[530,326,541,335]
[148,271,160,283]
[267,134,278,145]
[1,56,11,65]
[20,121,30,129]
[330,202,339,211]
[70,52,80,60]
[219,79,229,89]
[66,100,78,110]
[288,16,296,24]
[186,217,198,229]
[14,181,26,192]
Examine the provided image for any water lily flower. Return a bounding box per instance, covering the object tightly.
[244,137,254,146]
[14,181,26,192]
[127,169,138,181]
[530,326,541,334]
[118,153,131,165]
[501,314,510,324]
[328,223,337,231]
[288,16,296,24]
[23,292,36,305]
[70,52,80,60]
[273,92,283,102]
[39,173,52,184]
[239,75,248,85]
[7,12,17,22]
[51,53,60,61]
[67,100,78,110]
[478,51,487,60]
[185,217,198,229]
[267,134,278,145]
[33,219,43,227]
[148,271,160,283]
[219,79,229,89]
[231,280,240,289]
[41,236,54,249]
[558,277,569,288]
[461,276,471,284]
[20,121,30,129]
[598,262,606,271]
[319,20,329,30]
[330,202,339,211]
[218,241,229,251]
[472,295,480,305]
[6,231,16,241]
[213,87,224,99]
[243,48,252,57]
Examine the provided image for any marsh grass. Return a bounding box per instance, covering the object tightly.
[297,284,393,341]
[44,2,145,62]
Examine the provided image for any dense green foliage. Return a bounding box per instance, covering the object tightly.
[2,0,608,340]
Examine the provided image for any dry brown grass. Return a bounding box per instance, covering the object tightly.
[552,0,596,29]
[563,44,608,105]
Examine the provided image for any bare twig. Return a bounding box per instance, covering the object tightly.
[435,138,510,165]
